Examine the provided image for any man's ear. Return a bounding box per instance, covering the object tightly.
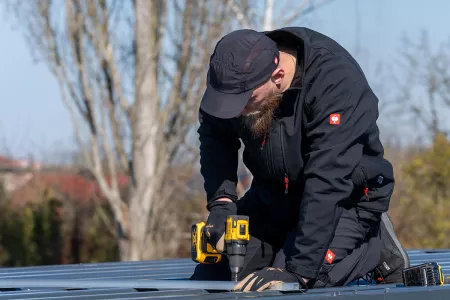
[271,68,284,85]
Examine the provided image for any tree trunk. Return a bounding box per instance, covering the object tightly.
[263,0,273,30]
[123,0,160,261]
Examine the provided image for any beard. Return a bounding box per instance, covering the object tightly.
[242,91,283,138]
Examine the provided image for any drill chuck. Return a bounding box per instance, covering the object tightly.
[226,242,247,281]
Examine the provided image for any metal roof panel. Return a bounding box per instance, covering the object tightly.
[0,250,448,299]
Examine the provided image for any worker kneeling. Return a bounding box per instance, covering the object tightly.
[190,27,410,291]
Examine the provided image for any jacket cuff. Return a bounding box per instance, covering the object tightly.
[209,180,238,203]
[286,260,320,279]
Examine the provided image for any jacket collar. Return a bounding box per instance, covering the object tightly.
[263,27,306,90]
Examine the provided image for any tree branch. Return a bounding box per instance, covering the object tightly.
[280,0,310,27]
[228,0,250,28]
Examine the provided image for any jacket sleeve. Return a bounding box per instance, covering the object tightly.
[285,59,380,279]
[197,108,241,205]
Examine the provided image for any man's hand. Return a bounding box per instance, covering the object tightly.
[232,267,309,292]
[204,198,236,252]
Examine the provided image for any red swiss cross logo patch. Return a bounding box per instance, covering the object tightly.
[325,249,335,264]
[329,113,340,125]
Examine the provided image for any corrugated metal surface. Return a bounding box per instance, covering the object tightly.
[0,250,448,299]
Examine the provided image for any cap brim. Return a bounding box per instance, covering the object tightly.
[200,83,253,119]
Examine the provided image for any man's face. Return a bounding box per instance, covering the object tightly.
[240,79,283,138]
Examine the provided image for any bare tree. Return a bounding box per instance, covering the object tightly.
[4,0,235,261]
[390,30,450,144]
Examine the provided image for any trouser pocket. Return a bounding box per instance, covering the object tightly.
[313,208,382,287]
[327,245,367,286]
[319,234,381,287]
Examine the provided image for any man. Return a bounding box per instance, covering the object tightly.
[190,27,410,291]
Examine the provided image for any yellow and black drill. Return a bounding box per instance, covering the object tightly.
[191,215,250,281]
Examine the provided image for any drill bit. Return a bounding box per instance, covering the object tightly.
[229,254,244,281]
[231,268,239,281]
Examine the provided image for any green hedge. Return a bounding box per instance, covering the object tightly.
[0,184,119,266]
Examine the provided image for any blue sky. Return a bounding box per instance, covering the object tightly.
[1,0,449,161]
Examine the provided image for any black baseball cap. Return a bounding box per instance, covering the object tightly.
[200,29,280,119]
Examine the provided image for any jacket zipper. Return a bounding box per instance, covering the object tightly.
[361,166,369,200]
[280,123,289,194]
[260,127,289,194]
[260,134,267,150]
[284,176,289,194]
[261,133,274,177]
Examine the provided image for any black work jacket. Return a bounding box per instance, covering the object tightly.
[197,27,394,280]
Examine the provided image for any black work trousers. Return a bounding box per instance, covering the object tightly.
[190,187,382,288]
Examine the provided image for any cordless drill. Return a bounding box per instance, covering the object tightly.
[191,215,250,281]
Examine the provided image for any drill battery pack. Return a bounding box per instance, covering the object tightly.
[402,262,444,286]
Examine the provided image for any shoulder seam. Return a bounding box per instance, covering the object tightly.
[309,45,366,78]
[305,75,367,115]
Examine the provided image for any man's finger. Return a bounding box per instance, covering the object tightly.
[242,276,259,292]
[257,280,282,292]
[215,233,225,252]
[232,272,255,291]
[255,277,265,287]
